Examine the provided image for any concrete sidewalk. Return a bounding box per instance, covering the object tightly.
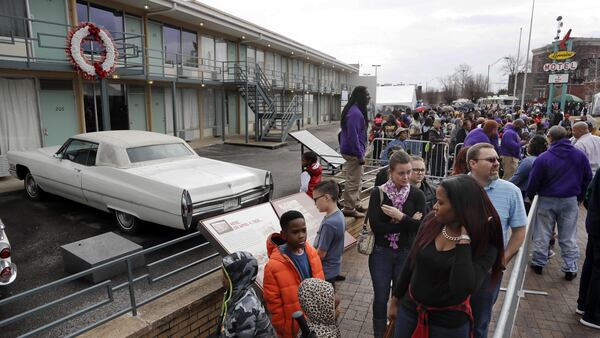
[336,206,599,338]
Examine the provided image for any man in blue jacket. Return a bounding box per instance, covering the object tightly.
[500,119,525,180]
[528,126,593,280]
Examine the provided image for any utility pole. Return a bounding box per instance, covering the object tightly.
[512,28,523,108]
[521,0,535,110]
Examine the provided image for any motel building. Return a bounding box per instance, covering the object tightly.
[0,0,358,175]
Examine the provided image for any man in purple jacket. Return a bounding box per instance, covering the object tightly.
[463,120,499,151]
[528,126,593,280]
[339,86,370,218]
[499,119,525,180]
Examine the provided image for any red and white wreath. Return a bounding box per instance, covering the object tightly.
[66,22,118,80]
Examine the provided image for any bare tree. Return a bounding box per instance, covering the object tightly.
[422,90,442,105]
[439,75,459,103]
[455,64,472,96]
[500,55,530,76]
[463,74,488,102]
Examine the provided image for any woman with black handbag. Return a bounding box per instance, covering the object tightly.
[367,150,426,338]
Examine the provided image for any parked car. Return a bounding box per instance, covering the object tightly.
[7,131,273,233]
[0,219,17,286]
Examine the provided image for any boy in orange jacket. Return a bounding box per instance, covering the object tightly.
[263,210,324,338]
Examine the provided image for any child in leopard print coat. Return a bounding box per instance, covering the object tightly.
[297,278,341,338]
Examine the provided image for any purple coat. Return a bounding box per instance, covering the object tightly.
[527,138,593,201]
[339,105,367,158]
[499,125,522,159]
[463,128,491,147]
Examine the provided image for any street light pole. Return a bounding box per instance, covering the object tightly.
[521,0,535,110]
[372,64,381,85]
[487,57,509,93]
[512,27,523,108]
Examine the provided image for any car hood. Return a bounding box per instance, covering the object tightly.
[125,157,266,201]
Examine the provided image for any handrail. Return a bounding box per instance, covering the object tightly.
[0,231,219,337]
[493,195,539,338]
[0,12,144,69]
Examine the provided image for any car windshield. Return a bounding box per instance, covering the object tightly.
[126,143,194,163]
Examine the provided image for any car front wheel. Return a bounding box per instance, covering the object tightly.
[114,210,141,234]
[24,172,44,201]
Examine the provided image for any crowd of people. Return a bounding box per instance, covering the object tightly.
[215,85,600,337]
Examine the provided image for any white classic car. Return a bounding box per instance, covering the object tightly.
[8,131,273,233]
[0,219,17,286]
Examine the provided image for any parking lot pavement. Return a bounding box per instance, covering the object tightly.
[0,123,342,336]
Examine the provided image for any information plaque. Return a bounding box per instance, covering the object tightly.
[271,193,357,249]
[199,193,357,287]
[200,203,280,287]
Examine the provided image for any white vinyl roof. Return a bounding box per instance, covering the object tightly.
[376,85,417,109]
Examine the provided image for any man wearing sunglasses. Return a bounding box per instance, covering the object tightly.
[466,142,528,338]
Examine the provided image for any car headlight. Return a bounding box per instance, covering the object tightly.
[181,190,192,230]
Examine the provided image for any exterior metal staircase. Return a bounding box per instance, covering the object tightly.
[233,63,302,142]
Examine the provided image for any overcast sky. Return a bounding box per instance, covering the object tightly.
[199,0,600,92]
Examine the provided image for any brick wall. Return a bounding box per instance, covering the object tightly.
[139,288,222,338]
[80,271,224,338]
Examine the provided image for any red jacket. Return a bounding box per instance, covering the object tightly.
[263,233,324,338]
[305,162,322,197]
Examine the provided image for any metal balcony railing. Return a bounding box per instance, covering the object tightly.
[0,13,144,73]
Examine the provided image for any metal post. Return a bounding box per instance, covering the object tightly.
[546,41,560,116]
[221,87,226,142]
[487,64,491,93]
[317,92,320,126]
[560,39,573,112]
[512,28,523,108]
[100,78,111,131]
[171,81,177,137]
[520,0,535,110]
[126,259,138,316]
[245,77,249,144]
[255,64,259,142]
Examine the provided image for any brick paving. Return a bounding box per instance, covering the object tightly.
[336,206,599,337]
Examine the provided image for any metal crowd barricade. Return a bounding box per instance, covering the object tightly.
[493,195,542,338]
[369,137,451,180]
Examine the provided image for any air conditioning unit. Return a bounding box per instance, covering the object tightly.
[177,130,194,141]
[0,155,10,177]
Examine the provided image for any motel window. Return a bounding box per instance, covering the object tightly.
[215,38,227,62]
[163,26,180,65]
[200,35,215,67]
[182,30,197,67]
[0,0,28,38]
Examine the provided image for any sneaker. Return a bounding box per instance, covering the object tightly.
[335,275,346,281]
[548,249,556,259]
[565,272,578,281]
[342,209,365,218]
[580,317,600,330]
[576,308,585,316]
[530,264,543,275]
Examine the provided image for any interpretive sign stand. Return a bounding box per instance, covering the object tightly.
[271,193,356,250]
[199,203,280,287]
[199,193,356,287]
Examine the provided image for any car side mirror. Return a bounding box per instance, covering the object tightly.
[54,153,63,161]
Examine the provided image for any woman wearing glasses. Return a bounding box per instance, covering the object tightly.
[408,156,436,213]
[367,150,426,338]
[388,175,504,338]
